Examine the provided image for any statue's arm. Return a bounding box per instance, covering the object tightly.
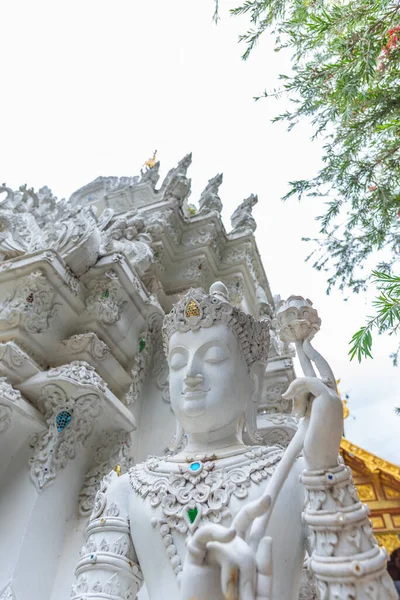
[71,471,143,600]
[285,378,398,598]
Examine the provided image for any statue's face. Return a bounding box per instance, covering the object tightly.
[168,322,252,434]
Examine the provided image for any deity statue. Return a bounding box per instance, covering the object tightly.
[72,283,397,600]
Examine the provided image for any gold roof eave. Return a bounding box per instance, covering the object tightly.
[341,438,400,483]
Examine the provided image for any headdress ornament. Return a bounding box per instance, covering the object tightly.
[162,282,270,371]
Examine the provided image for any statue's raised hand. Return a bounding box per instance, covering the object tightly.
[282,376,343,471]
[180,497,272,600]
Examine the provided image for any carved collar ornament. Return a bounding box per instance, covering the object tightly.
[129,446,283,533]
[129,446,283,577]
[162,282,270,371]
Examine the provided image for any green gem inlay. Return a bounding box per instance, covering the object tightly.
[187,508,198,524]
[139,338,146,353]
[103,289,109,299]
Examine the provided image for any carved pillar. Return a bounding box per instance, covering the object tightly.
[0,363,135,600]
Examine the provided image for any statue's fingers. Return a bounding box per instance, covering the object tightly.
[256,536,272,600]
[238,560,257,600]
[220,561,239,600]
[282,376,328,400]
[233,495,271,539]
[187,524,236,564]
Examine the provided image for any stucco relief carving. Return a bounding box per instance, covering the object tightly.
[0,376,24,403]
[224,275,244,306]
[0,270,60,333]
[0,185,101,275]
[126,330,152,406]
[0,403,12,433]
[85,271,127,324]
[59,334,110,361]
[181,222,218,249]
[47,361,107,393]
[126,314,169,405]
[101,213,154,275]
[0,342,28,370]
[29,383,101,489]
[145,208,181,245]
[262,381,292,412]
[78,430,133,517]
[180,259,209,285]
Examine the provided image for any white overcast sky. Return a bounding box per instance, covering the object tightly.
[1,0,398,463]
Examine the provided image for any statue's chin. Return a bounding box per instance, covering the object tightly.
[183,397,206,417]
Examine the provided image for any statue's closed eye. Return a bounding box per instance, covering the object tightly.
[170,352,188,370]
[204,346,229,364]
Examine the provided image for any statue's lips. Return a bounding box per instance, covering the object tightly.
[182,388,210,398]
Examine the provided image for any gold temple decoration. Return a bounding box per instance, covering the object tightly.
[144,150,157,170]
[337,377,400,558]
[375,533,400,556]
[113,464,122,477]
[357,484,376,502]
[340,437,400,557]
[336,379,350,419]
[341,439,400,483]
[185,299,201,318]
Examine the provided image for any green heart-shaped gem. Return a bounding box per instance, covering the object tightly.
[187,508,198,524]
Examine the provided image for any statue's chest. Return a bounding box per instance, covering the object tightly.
[129,446,283,579]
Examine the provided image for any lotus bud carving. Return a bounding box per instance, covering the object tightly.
[276,295,321,343]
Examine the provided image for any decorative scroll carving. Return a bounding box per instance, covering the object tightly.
[29,383,101,489]
[85,271,126,324]
[126,314,169,405]
[224,275,244,306]
[0,185,100,275]
[0,270,60,334]
[59,334,110,361]
[262,381,291,412]
[0,404,12,433]
[78,430,133,517]
[47,361,107,392]
[145,208,181,245]
[101,213,154,274]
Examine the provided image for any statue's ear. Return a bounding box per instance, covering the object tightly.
[244,361,266,445]
[250,361,265,405]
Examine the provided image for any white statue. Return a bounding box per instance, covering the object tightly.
[72,283,397,600]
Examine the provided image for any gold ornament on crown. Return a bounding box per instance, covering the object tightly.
[185,299,201,318]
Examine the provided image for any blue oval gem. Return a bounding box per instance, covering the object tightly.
[56,410,72,432]
[189,462,201,472]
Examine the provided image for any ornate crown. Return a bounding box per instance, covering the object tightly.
[162,282,270,370]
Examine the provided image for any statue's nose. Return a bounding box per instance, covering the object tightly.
[184,373,204,387]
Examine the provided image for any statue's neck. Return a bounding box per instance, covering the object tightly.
[180,422,245,458]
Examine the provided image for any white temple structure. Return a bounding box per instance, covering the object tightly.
[0,155,396,600]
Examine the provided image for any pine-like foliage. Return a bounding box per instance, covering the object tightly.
[230,0,400,363]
